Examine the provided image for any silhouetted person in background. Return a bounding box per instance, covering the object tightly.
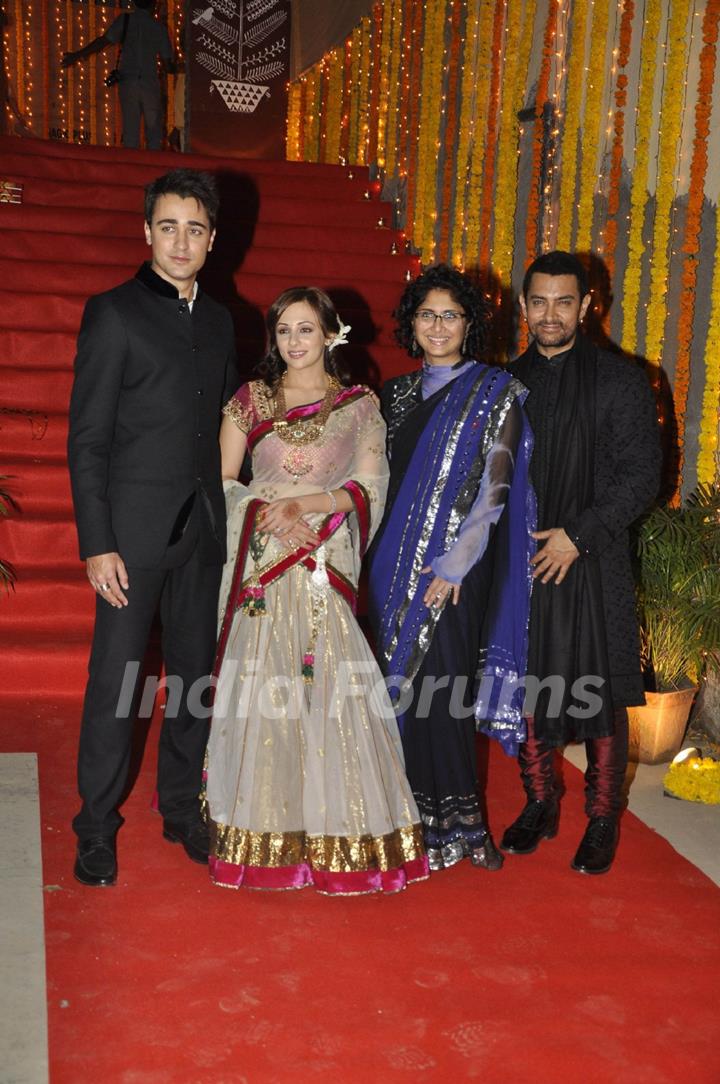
[62,0,173,150]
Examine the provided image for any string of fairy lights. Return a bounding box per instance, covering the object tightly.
[2,0,184,144]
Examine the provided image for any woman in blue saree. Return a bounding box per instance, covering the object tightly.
[368,265,535,873]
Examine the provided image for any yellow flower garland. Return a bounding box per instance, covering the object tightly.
[348,25,362,164]
[414,0,443,259]
[698,194,720,486]
[357,16,373,165]
[286,82,303,161]
[621,0,662,356]
[645,0,692,366]
[557,0,589,250]
[492,0,537,285]
[575,0,611,253]
[463,0,496,266]
[323,50,344,163]
[663,757,720,804]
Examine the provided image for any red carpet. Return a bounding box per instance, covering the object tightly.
[3,694,719,1083]
[0,135,417,696]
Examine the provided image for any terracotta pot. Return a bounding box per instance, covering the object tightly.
[627,687,697,765]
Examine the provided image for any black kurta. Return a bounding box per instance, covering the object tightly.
[509,336,661,744]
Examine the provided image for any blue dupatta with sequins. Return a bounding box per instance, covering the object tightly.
[367,363,535,755]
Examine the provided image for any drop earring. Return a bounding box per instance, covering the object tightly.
[412,335,419,356]
[462,327,469,354]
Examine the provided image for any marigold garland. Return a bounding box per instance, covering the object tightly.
[323,50,344,163]
[405,0,426,244]
[698,192,720,486]
[492,0,537,288]
[477,0,507,273]
[286,81,303,161]
[348,25,362,163]
[621,0,662,356]
[645,0,692,368]
[575,0,611,253]
[663,756,720,804]
[604,0,635,286]
[460,0,495,267]
[452,2,481,263]
[384,0,404,175]
[673,0,720,496]
[557,0,589,250]
[415,0,446,259]
[438,1,462,263]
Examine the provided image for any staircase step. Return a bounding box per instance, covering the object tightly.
[0,410,67,460]
[0,330,76,369]
[3,175,390,227]
[0,629,89,698]
[0,513,79,569]
[0,133,360,180]
[2,458,73,517]
[0,248,412,291]
[0,285,409,337]
[1,205,408,255]
[0,568,93,635]
[2,367,73,414]
[1,150,372,203]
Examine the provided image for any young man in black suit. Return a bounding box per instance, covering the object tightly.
[501,251,661,875]
[68,169,238,886]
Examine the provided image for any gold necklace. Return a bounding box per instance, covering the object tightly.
[272,376,340,478]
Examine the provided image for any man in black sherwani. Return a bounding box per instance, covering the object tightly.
[68,169,238,886]
[501,250,661,874]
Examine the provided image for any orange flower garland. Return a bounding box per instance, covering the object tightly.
[462,0,496,267]
[604,0,634,286]
[384,0,405,175]
[367,3,384,164]
[404,0,425,246]
[477,0,507,273]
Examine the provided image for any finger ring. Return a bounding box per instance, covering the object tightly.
[100,583,110,591]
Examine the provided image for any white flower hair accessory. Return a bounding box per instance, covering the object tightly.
[328,321,351,350]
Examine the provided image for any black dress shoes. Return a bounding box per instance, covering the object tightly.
[571,816,619,874]
[74,836,117,887]
[163,818,210,864]
[500,799,559,854]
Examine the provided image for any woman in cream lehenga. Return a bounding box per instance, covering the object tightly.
[204,286,429,894]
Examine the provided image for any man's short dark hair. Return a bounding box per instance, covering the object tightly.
[522,250,589,300]
[133,0,155,9]
[144,169,220,230]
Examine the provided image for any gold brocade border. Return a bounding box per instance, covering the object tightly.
[210,819,425,873]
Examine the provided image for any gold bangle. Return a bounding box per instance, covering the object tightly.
[325,489,337,514]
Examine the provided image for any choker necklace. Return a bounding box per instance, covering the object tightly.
[272,375,340,478]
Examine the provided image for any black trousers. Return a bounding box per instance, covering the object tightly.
[72,544,222,841]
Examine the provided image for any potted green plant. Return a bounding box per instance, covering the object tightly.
[0,477,17,593]
[630,483,720,763]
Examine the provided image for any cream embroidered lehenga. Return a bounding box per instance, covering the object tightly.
[204,380,429,894]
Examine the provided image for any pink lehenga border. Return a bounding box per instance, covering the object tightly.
[209,855,430,896]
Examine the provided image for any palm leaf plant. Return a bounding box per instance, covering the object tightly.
[636,484,720,691]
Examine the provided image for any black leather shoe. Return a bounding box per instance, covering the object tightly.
[571,816,619,874]
[500,799,559,854]
[470,834,504,871]
[163,819,209,864]
[74,836,117,887]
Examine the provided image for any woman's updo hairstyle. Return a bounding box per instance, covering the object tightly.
[256,286,350,389]
[393,263,491,360]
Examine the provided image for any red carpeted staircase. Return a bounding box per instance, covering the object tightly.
[0,135,417,696]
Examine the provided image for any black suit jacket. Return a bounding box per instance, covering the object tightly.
[68,263,239,568]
